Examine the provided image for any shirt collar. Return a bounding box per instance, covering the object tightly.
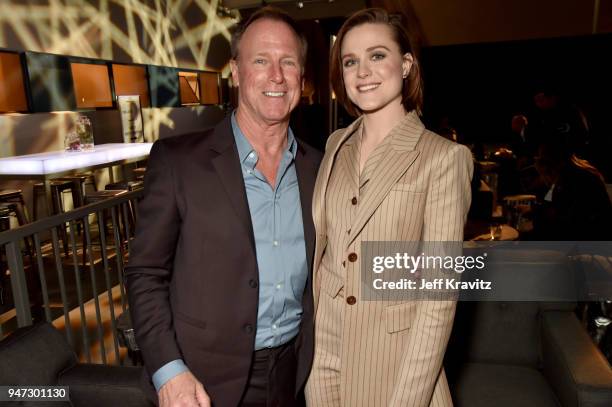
[231,111,297,170]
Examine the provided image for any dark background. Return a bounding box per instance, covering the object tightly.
[419,33,612,179]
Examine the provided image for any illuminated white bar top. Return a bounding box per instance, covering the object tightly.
[0,143,153,176]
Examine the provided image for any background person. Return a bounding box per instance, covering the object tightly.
[530,134,612,240]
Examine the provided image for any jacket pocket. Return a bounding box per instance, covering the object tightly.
[320,269,344,299]
[175,310,207,330]
[390,183,424,194]
[384,302,416,333]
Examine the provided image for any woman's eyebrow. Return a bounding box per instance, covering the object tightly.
[366,45,391,52]
[342,45,391,59]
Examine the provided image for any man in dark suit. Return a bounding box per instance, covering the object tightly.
[125,7,321,407]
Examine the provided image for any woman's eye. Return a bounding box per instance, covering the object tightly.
[343,59,356,68]
[372,53,386,61]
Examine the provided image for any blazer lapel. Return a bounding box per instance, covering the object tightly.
[347,111,425,247]
[210,116,256,250]
[312,117,363,271]
[311,118,363,311]
[295,142,318,272]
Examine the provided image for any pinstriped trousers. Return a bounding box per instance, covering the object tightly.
[304,288,344,406]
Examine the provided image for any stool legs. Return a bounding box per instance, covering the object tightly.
[52,189,70,257]
[0,191,34,262]
[32,180,86,257]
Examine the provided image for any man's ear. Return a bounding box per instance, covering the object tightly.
[230,59,239,87]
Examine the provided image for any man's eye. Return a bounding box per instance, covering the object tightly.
[283,60,297,67]
[254,58,266,64]
[343,59,356,68]
[372,53,386,61]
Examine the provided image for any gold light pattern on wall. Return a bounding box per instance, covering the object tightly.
[0,0,237,152]
[0,0,235,70]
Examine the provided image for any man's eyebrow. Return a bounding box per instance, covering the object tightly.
[341,45,391,59]
[251,52,299,59]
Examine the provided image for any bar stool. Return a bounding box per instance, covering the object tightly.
[0,191,35,309]
[0,205,11,231]
[32,181,81,256]
[0,189,31,226]
[82,190,128,265]
[32,181,81,220]
[0,189,33,257]
[105,181,142,235]
[56,174,97,238]
[104,180,144,192]
[55,173,97,208]
[132,167,146,181]
[84,189,128,205]
[0,205,11,308]
[0,201,35,269]
[105,181,142,236]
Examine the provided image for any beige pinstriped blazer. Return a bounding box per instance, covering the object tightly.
[311,112,473,406]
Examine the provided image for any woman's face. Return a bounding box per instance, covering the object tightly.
[340,23,412,114]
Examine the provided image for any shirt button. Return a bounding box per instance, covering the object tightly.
[246,169,252,174]
[249,152,255,158]
[244,324,254,334]
[249,279,258,288]
[272,324,277,330]
[276,283,283,290]
[348,253,358,262]
[273,240,279,246]
[351,196,358,205]
[346,296,357,305]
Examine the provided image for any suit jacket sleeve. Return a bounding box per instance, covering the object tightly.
[389,143,473,407]
[125,140,183,376]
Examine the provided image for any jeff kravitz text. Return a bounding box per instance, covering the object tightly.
[370,252,492,292]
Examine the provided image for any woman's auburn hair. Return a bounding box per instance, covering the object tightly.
[330,8,423,117]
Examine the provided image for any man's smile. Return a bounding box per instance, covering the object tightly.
[263,91,287,97]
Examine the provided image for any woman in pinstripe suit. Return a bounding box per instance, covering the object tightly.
[304,9,473,407]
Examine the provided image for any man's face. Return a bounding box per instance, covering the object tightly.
[231,19,303,127]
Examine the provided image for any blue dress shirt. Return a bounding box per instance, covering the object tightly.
[152,113,308,390]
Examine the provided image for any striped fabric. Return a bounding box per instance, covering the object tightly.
[305,112,473,407]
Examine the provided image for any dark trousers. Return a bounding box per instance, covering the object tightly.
[240,340,299,407]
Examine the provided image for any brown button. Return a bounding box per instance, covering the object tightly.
[346,296,357,305]
[351,196,358,205]
[348,253,358,262]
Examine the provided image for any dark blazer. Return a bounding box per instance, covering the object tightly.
[125,115,320,406]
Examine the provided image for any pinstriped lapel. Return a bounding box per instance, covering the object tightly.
[312,116,363,254]
[312,116,363,310]
[338,129,360,193]
[346,111,425,247]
